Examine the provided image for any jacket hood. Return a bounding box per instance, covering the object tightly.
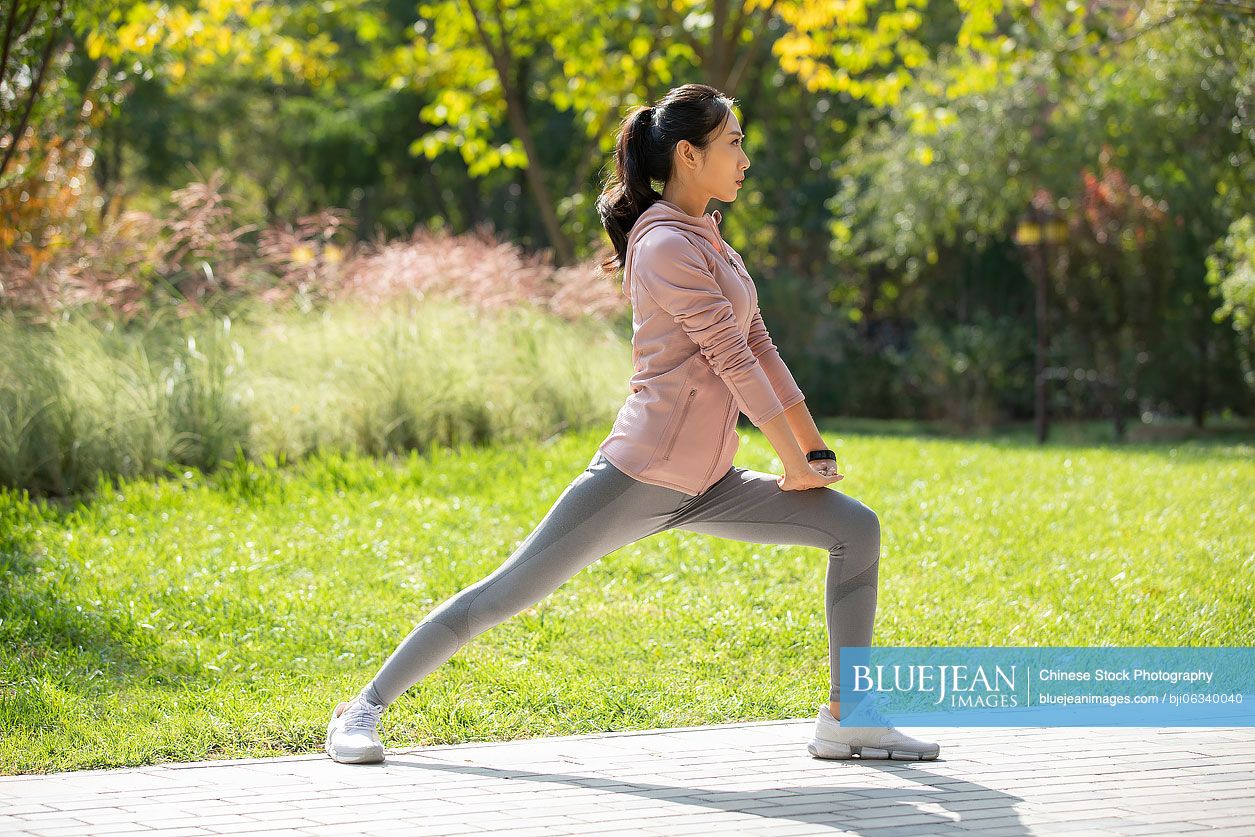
[622,198,726,300]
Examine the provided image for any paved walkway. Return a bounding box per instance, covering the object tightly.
[1,719,1252,836]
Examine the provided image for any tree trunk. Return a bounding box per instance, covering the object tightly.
[464,0,575,265]
[1194,311,1210,429]
[1108,343,1127,442]
[500,87,573,263]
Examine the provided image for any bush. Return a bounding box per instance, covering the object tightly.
[896,313,1034,431]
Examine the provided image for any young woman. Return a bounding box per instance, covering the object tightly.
[325,83,940,764]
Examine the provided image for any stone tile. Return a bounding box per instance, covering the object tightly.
[1,723,1250,836]
[207,818,322,833]
[7,818,89,831]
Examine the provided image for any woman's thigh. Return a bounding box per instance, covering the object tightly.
[667,466,880,570]
[451,452,686,636]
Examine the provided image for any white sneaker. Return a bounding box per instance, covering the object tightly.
[808,703,940,761]
[325,695,386,764]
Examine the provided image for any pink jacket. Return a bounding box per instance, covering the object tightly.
[597,198,806,496]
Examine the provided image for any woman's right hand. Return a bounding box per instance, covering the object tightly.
[777,461,844,491]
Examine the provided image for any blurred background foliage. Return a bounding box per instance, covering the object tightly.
[2,0,1253,496]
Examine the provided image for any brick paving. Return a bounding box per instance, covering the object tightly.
[1,719,1252,836]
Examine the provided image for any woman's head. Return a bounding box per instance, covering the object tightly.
[596,83,750,273]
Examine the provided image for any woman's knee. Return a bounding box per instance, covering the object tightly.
[829,497,880,555]
[859,504,881,547]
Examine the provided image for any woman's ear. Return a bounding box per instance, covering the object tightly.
[675,139,699,171]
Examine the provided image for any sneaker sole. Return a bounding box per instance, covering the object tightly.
[325,734,385,764]
[808,738,939,761]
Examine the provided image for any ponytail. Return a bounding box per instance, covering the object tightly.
[596,105,661,275]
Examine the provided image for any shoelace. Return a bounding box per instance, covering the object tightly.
[342,699,384,735]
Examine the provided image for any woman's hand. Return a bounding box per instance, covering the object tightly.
[809,457,839,479]
[777,459,844,491]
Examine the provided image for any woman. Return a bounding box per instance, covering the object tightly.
[325,83,940,764]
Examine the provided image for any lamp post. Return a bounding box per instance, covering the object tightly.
[1014,199,1069,444]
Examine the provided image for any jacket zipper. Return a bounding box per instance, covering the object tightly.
[709,217,743,273]
[713,231,753,305]
[724,249,751,285]
[662,387,697,461]
[703,219,744,486]
[700,392,733,487]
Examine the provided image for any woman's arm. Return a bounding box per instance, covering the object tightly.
[757,410,811,475]
[746,306,805,411]
[635,233,788,426]
[746,307,828,454]
[636,235,835,487]
[783,398,827,453]
[756,400,832,472]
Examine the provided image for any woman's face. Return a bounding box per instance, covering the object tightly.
[678,111,751,204]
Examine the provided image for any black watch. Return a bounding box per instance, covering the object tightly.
[806,449,836,462]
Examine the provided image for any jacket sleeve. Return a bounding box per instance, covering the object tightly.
[746,305,806,412]
[634,231,787,426]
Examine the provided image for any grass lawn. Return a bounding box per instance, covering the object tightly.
[2,422,1252,774]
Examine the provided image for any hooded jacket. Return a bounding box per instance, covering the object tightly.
[596,198,806,496]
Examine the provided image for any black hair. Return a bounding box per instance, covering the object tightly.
[596,83,736,275]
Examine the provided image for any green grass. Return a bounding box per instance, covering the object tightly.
[1,424,1251,775]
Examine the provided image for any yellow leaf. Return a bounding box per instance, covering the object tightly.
[502,143,528,168]
[86,30,104,60]
[358,16,381,42]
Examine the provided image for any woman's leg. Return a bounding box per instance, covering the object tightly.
[359,453,687,708]
[664,466,881,715]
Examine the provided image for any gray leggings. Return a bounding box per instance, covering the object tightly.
[359,451,880,708]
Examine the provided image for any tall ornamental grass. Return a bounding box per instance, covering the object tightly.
[0,298,629,497]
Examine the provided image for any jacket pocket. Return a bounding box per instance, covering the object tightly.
[661,385,698,461]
